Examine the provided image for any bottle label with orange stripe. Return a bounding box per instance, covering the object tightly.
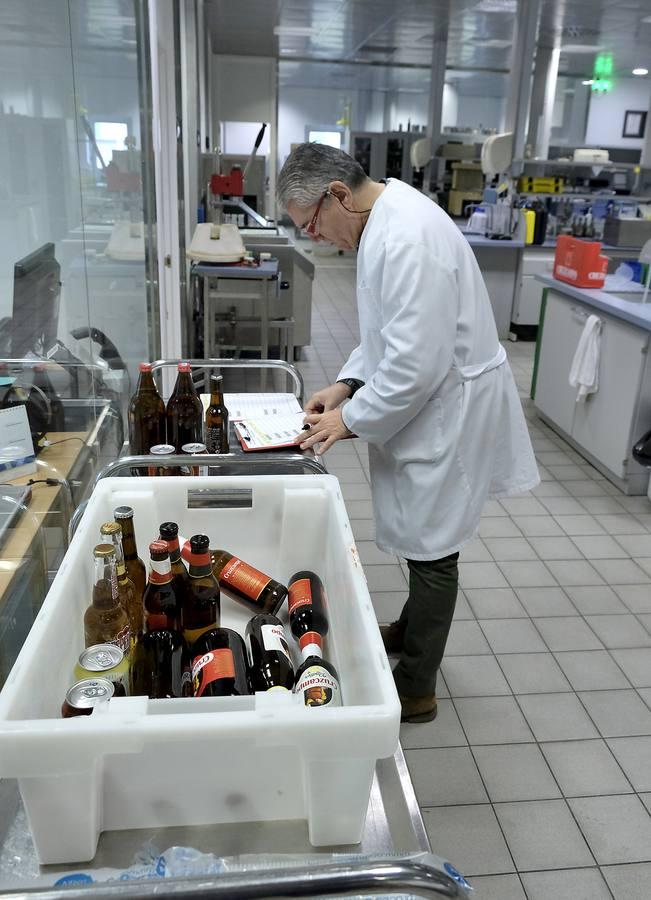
[220,557,270,602]
[148,559,173,585]
[192,649,235,696]
[288,578,312,614]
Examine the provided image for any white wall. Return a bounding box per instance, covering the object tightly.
[585,77,651,149]
[455,95,504,131]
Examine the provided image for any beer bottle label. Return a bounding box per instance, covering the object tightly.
[220,557,270,602]
[110,625,131,657]
[149,559,173,585]
[192,649,235,697]
[288,578,313,614]
[261,623,291,660]
[295,664,341,708]
[145,612,175,631]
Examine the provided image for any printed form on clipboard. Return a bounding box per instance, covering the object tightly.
[234,412,307,451]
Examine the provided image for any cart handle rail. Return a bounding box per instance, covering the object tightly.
[68,453,327,542]
[150,358,304,402]
[0,855,466,899]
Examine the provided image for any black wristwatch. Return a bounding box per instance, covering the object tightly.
[337,378,365,397]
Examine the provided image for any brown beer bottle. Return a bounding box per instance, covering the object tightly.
[191,627,250,697]
[245,614,295,692]
[128,362,165,454]
[293,632,341,708]
[114,506,146,603]
[85,544,131,657]
[143,541,182,631]
[287,570,329,642]
[212,549,288,615]
[130,629,192,699]
[100,521,143,644]
[166,362,203,452]
[159,521,190,606]
[204,374,229,454]
[183,534,220,645]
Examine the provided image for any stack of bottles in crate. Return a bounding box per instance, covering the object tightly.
[62,507,341,716]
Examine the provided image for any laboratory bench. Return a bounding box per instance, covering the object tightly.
[531,273,651,495]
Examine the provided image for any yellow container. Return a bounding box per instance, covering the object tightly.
[523,209,535,244]
[517,176,564,194]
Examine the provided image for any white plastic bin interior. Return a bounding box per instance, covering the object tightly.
[0,475,400,865]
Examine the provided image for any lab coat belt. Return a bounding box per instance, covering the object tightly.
[457,345,507,382]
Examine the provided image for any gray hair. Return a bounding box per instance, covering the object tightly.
[277,143,369,208]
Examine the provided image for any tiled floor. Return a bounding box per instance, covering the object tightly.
[296,250,651,899]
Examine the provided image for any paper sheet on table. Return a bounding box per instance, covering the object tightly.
[200,392,302,420]
[234,412,306,451]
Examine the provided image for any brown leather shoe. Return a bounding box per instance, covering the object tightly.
[399,693,437,723]
[379,621,404,655]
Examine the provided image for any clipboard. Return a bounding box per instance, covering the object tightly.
[234,412,307,452]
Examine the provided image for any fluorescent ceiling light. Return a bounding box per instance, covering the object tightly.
[472,38,512,48]
[273,26,315,37]
[561,43,604,53]
[582,79,594,85]
[632,67,649,75]
[475,0,517,12]
[280,48,297,54]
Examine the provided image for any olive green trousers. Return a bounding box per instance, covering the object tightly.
[392,552,459,698]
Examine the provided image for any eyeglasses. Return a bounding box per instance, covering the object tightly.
[304,191,329,236]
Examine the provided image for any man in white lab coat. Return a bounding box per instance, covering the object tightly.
[278,144,539,723]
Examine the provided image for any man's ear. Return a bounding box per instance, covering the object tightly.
[328,180,351,203]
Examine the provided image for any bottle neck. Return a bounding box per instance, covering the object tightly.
[149,556,173,585]
[175,372,197,398]
[137,370,158,394]
[188,551,212,578]
[119,520,138,561]
[301,643,322,663]
[165,536,181,564]
[93,558,120,609]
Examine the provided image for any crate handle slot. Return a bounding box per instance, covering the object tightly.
[187,488,253,509]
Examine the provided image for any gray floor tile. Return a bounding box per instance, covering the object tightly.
[532,480,571,498]
[602,863,651,900]
[595,514,648,534]
[479,618,548,654]
[498,560,558,588]
[618,496,651,514]
[371,591,405,624]
[422,805,515,877]
[459,539,493,563]
[340,482,372,501]
[356,541,398,565]
[568,795,651,864]
[445,620,492,656]
[465,874,525,900]
[545,559,605,586]
[400,698,467,749]
[579,496,628,515]
[534,616,604,651]
[610,648,651,687]
[364,565,407,593]
[633,557,651,579]
[547,464,592,481]
[612,584,651,614]
[541,497,591,516]
[465,588,528,619]
[607,736,651,791]
[498,652,571,694]
[540,738,632,797]
[494,799,593,871]
[458,562,509,589]
[553,515,606,536]
[479,517,523,538]
[350,518,376,541]
[515,586,577,617]
[405,746,488,806]
[455,696,534,745]
[517,693,599,741]
[584,614,651,649]
[615,533,651,557]
[641,792,651,813]
[473,743,561,802]
[563,585,629,615]
[554,650,631,691]
[639,687,651,708]
[591,558,651,585]
[527,535,584,559]
[512,515,565,536]
[453,590,475,620]
[578,689,651,737]
[482,499,509,516]
[326,467,368,483]
[442,655,511,697]
[571,535,630,559]
[345,499,374,519]
[500,497,549,516]
[483,537,537,561]
[520,868,612,900]
[565,479,610,497]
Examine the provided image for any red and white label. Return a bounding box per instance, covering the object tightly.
[148,558,172,585]
[295,664,341,708]
[192,649,235,697]
[288,578,312,614]
[221,557,270,602]
[262,623,291,659]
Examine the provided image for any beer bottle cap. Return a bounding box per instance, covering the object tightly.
[210,374,223,384]
[190,534,210,552]
[114,506,134,520]
[149,540,169,558]
[94,543,116,559]
[178,362,191,372]
[159,522,179,539]
[100,521,121,537]
[139,362,152,373]
[299,631,322,652]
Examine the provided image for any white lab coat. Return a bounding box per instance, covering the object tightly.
[338,180,539,560]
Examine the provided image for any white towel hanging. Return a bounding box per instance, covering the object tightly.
[569,313,602,402]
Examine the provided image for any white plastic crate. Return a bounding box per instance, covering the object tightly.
[0,475,400,864]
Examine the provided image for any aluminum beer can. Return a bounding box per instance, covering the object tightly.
[181,442,208,476]
[148,443,176,476]
[74,644,129,696]
[61,678,114,718]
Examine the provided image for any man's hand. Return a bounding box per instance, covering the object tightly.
[297,408,352,455]
[305,382,351,414]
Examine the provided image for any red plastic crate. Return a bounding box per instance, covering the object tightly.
[553,235,608,289]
